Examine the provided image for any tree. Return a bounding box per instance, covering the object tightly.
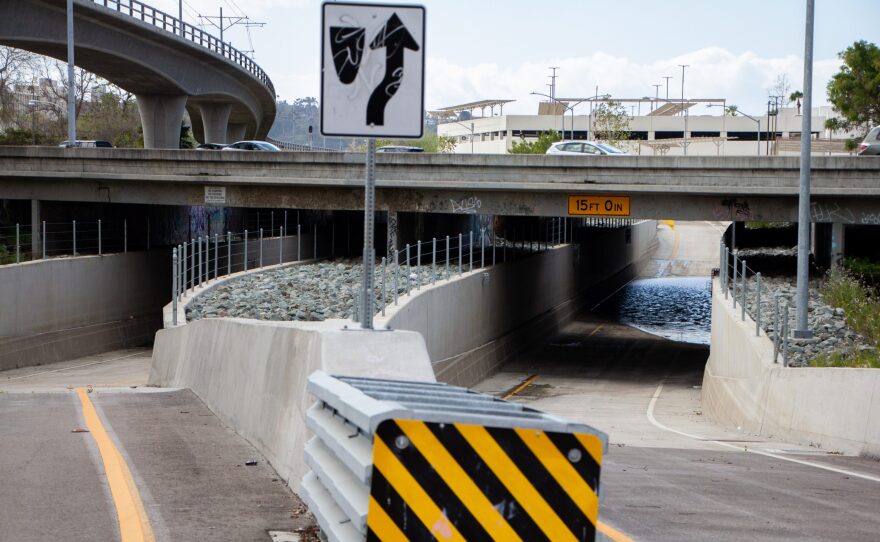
[827,40,880,137]
[591,101,631,146]
[724,105,739,116]
[508,130,561,154]
[769,74,792,101]
[77,91,143,147]
[348,132,457,153]
[789,90,804,115]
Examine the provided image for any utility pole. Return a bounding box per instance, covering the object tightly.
[662,75,673,100]
[795,0,815,339]
[679,64,689,155]
[548,67,560,100]
[179,1,184,36]
[66,0,76,147]
[199,7,265,52]
[652,84,661,111]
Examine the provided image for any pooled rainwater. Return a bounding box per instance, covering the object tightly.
[600,277,712,345]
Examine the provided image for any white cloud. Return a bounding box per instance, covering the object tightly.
[422,47,842,116]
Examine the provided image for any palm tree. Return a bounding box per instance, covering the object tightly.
[789,91,804,115]
[724,105,739,116]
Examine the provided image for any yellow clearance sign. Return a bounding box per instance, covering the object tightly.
[568,195,631,217]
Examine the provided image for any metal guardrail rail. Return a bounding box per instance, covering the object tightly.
[302,371,609,542]
[86,0,274,94]
[265,137,341,153]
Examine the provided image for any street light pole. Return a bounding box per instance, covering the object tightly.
[662,76,673,100]
[794,0,815,339]
[66,0,76,147]
[679,64,689,155]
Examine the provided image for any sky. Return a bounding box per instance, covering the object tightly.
[150,0,879,116]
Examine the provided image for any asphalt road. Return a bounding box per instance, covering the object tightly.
[476,221,880,541]
[0,349,314,542]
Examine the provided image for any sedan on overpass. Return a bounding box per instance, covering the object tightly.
[546,141,628,156]
[223,141,281,152]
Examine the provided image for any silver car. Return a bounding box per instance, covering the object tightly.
[222,141,281,152]
[858,127,880,156]
[546,141,628,156]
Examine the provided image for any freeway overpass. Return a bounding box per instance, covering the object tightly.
[2,147,879,224]
[0,0,276,148]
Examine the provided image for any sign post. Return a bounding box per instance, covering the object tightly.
[321,2,426,329]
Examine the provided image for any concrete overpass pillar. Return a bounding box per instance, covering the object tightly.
[199,103,233,144]
[831,222,845,270]
[227,123,247,143]
[30,200,40,258]
[136,94,187,149]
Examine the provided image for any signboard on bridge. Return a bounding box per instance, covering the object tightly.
[320,2,426,138]
[568,195,631,217]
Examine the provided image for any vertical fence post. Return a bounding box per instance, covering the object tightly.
[458,233,463,276]
[297,223,301,261]
[741,259,747,321]
[492,229,496,266]
[183,241,188,293]
[172,247,178,325]
[279,226,284,264]
[773,293,781,363]
[783,300,790,367]
[244,230,248,272]
[381,256,387,316]
[416,241,421,290]
[42,220,46,259]
[432,238,436,285]
[756,272,762,336]
[177,244,183,301]
[393,249,400,306]
[732,255,738,308]
[445,235,450,277]
[227,231,232,275]
[469,231,473,272]
[481,228,485,268]
[198,236,203,287]
[214,234,218,281]
[72,220,77,256]
[15,223,20,263]
[331,222,335,259]
[259,228,264,268]
[98,219,102,256]
[405,243,411,295]
[124,219,127,253]
[314,224,317,259]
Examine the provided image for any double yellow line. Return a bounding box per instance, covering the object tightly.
[76,388,155,542]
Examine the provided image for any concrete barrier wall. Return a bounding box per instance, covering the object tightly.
[0,251,169,370]
[379,220,657,386]
[702,278,880,457]
[149,319,434,489]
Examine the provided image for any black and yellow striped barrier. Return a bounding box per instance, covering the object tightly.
[302,372,607,542]
[367,419,602,541]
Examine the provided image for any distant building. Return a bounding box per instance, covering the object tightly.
[435,98,851,156]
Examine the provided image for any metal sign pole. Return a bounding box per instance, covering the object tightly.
[361,139,377,329]
[794,0,815,339]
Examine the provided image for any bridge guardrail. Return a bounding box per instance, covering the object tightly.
[89,0,274,94]
[302,371,608,542]
[1,218,146,265]
[266,137,341,153]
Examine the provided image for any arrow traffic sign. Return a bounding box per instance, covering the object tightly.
[321,2,425,138]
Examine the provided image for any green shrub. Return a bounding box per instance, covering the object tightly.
[821,270,880,348]
[810,349,880,369]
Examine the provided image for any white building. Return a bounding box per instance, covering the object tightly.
[435,98,846,156]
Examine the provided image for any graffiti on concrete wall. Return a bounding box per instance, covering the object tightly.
[811,202,855,224]
[713,198,752,221]
[861,212,880,225]
[450,196,482,214]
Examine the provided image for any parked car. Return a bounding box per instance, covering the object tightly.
[222,141,281,152]
[858,127,880,156]
[376,145,425,153]
[196,142,228,150]
[58,140,113,148]
[545,141,627,156]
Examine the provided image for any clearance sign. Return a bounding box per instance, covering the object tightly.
[568,195,631,217]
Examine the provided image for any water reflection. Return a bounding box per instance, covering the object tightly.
[599,277,712,344]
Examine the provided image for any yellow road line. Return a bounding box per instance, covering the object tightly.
[502,374,539,400]
[661,222,681,276]
[366,495,409,542]
[456,424,577,542]
[75,388,155,542]
[397,420,522,541]
[598,520,637,542]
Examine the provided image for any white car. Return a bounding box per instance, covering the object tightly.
[222,141,281,152]
[546,141,627,156]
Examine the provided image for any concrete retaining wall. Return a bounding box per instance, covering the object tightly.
[0,251,169,370]
[149,319,433,489]
[702,278,880,457]
[379,220,658,386]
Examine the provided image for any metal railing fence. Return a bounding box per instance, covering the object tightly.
[87,0,274,94]
[0,219,139,265]
[265,137,340,153]
[719,242,794,366]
